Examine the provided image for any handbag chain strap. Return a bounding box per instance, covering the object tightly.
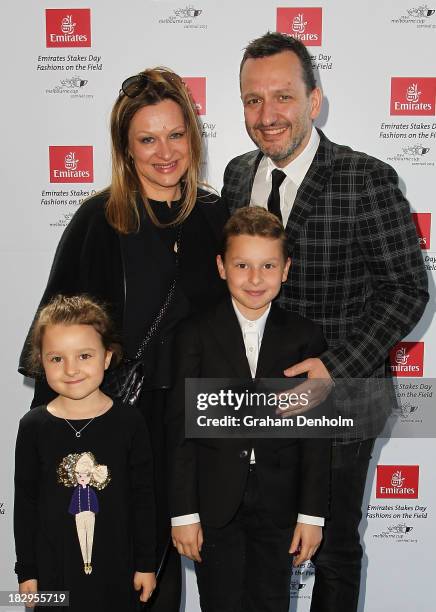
[133,225,182,361]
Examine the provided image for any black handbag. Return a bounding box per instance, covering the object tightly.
[102,228,180,406]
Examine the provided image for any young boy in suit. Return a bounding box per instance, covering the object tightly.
[167,207,330,612]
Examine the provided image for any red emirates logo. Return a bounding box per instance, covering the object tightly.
[183,77,206,115]
[276,8,323,46]
[412,213,431,250]
[390,78,436,116]
[389,342,424,377]
[49,146,94,183]
[376,465,419,499]
[46,9,91,47]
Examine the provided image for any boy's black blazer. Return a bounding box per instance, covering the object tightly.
[167,297,331,530]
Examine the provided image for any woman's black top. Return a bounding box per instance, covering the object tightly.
[19,188,229,402]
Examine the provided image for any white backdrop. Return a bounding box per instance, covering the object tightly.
[1,1,435,610]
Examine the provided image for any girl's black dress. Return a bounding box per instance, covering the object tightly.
[14,403,155,611]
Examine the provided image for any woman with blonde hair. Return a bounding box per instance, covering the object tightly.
[19,67,228,610]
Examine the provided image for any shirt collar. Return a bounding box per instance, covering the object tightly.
[265,125,320,187]
[231,299,270,339]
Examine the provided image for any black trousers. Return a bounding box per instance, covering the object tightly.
[310,439,374,612]
[195,468,293,612]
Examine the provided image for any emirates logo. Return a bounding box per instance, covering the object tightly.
[406,83,421,103]
[276,8,322,46]
[391,470,405,488]
[292,14,307,34]
[395,347,409,365]
[376,465,419,498]
[64,152,79,171]
[45,9,91,48]
[390,77,436,116]
[61,15,76,35]
[49,146,93,183]
[390,342,424,377]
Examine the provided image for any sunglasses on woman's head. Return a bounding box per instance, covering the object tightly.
[120,71,183,98]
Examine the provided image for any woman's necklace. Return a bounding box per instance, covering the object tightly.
[63,400,112,437]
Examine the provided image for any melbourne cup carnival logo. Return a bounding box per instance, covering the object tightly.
[158,5,206,28]
[395,401,420,419]
[174,6,202,18]
[49,146,94,183]
[376,465,419,498]
[389,342,424,376]
[44,76,90,98]
[412,213,431,249]
[388,522,414,533]
[403,144,430,156]
[391,4,435,24]
[46,9,91,47]
[408,4,435,16]
[276,8,323,46]
[386,143,433,167]
[183,77,206,115]
[61,76,88,88]
[390,78,436,115]
[371,521,416,541]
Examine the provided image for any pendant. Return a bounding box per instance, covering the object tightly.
[76,432,81,438]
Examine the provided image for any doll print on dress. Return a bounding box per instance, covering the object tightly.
[57,451,110,575]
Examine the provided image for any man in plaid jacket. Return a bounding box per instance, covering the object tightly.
[221,32,428,612]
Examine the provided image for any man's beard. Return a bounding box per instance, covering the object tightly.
[267,136,304,163]
[247,124,305,164]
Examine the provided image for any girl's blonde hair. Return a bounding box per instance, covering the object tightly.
[27,294,121,376]
[106,67,203,233]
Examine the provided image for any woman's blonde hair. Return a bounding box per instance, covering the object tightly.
[106,67,202,233]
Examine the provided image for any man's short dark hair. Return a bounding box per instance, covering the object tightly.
[240,32,317,94]
[221,207,288,261]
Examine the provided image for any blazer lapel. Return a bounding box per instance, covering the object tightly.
[207,298,253,379]
[237,151,263,209]
[256,305,288,377]
[285,130,334,251]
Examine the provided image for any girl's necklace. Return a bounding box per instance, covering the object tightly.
[62,400,112,437]
[64,417,95,438]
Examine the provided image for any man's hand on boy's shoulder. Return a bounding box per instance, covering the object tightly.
[172,523,203,562]
[289,523,323,567]
[277,358,333,417]
[285,357,331,381]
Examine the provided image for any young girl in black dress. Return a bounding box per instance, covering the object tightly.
[14,295,156,611]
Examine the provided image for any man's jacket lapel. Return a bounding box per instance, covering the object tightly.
[285,130,334,251]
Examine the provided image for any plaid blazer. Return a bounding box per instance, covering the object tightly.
[222,130,429,437]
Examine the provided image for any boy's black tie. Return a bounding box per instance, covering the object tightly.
[267,169,286,224]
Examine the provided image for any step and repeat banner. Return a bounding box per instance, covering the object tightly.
[1,1,435,610]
